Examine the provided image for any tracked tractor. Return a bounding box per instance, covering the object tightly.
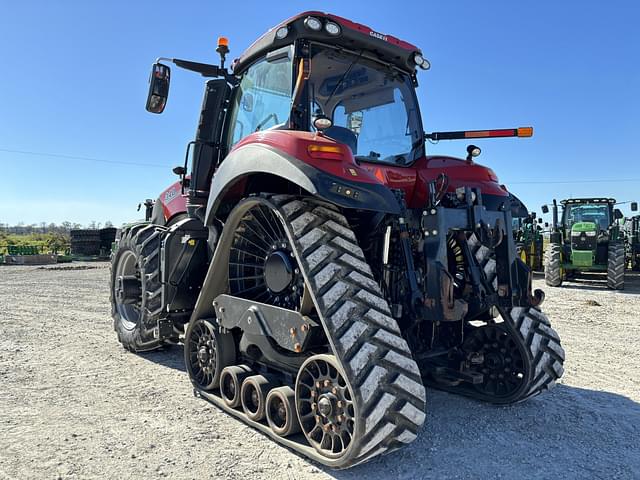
[624,214,640,271]
[542,198,637,289]
[110,12,564,468]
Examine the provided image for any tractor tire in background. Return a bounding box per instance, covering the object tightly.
[544,244,563,287]
[607,241,625,290]
[110,223,166,352]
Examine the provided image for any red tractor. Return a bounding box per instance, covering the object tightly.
[111,12,564,468]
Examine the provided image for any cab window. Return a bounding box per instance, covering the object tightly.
[228,48,293,147]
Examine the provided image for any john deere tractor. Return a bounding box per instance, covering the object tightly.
[110,12,565,468]
[513,212,544,271]
[624,214,640,271]
[542,198,637,289]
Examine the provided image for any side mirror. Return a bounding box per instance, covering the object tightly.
[541,205,549,214]
[614,209,623,220]
[632,202,638,212]
[146,63,171,114]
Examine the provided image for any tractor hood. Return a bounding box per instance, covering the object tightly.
[571,222,598,233]
[418,155,509,198]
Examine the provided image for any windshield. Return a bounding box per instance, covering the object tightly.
[563,204,611,231]
[306,44,423,165]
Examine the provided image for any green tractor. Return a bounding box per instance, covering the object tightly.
[542,198,637,289]
[513,212,544,271]
[624,214,640,271]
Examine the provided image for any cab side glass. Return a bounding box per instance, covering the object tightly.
[227,49,293,147]
[146,63,171,114]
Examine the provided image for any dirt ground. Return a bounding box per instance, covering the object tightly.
[0,263,638,480]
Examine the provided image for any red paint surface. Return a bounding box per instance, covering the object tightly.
[157,181,188,222]
[232,130,380,184]
[233,131,509,207]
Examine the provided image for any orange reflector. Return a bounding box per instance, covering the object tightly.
[517,126,533,137]
[217,36,229,47]
[308,144,343,160]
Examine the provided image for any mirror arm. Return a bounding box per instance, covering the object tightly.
[157,57,237,83]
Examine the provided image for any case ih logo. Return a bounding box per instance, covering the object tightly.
[164,188,178,203]
[369,30,388,42]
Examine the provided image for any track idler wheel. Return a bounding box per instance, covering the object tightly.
[241,375,276,421]
[220,365,253,409]
[185,319,236,391]
[296,354,357,461]
[266,386,301,437]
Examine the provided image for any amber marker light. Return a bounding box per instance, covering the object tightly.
[217,36,229,48]
[517,127,534,137]
[307,144,343,160]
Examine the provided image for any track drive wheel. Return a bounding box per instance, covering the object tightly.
[544,243,563,287]
[463,307,565,404]
[607,241,625,290]
[184,318,236,391]
[296,355,357,462]
[110,223,165,352]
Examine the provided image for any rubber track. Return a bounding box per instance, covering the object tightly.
[467,234,497,289]
[269,195,426,467]
[467,235,565,402]
[110,223,165,352]
[544,243,563,287]
[510,306,565,400]
[607,242,625,290]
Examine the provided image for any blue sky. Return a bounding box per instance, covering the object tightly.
[1,1,639,226]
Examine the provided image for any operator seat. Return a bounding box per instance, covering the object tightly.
[323,126,358,155]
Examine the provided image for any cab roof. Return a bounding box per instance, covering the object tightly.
[232,11,423,75]
[561,198,616,205]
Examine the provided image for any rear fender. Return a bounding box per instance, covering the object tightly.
[204,144,400,225]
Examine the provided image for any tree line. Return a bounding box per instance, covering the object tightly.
[0,221,114,235]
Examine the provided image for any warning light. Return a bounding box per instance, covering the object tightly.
[217,36,229,48]
[307,144,343,160]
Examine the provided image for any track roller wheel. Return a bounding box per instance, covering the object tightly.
[220,365,253,409]
[296,354,357,461]
[266,386,301,437]
[241,375,275,421]
[184,318,236,391]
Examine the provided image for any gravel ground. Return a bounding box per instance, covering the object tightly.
[0,263,638,479]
